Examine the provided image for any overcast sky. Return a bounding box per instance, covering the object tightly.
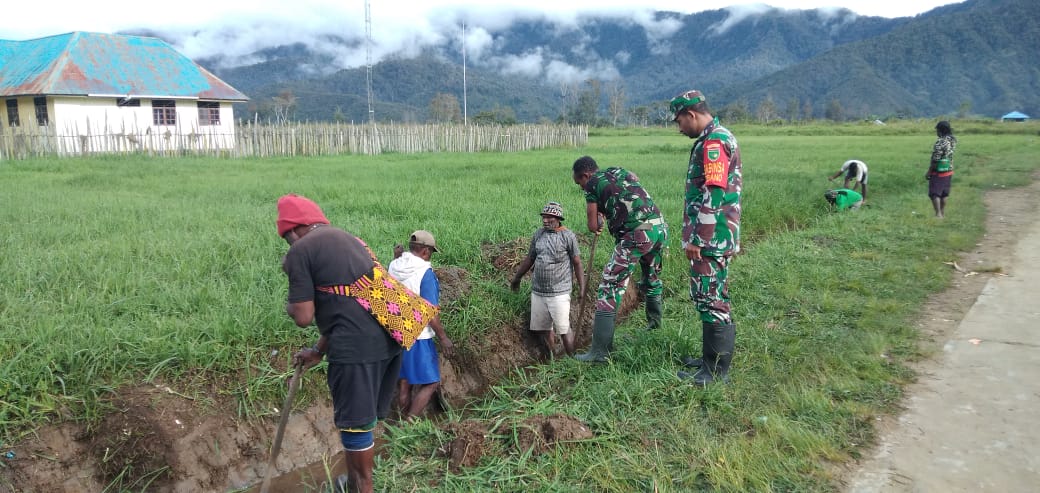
[2,0,962,81]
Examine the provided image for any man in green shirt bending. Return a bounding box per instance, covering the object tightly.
[825,188,864,211]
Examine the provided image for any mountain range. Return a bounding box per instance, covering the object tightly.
[175,0,1037,123]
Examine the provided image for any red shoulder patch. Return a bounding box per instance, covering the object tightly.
[703,139,729,188]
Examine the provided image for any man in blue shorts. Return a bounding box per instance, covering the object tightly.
[388,230,455,419]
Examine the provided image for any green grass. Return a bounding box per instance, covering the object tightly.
[593,118,1040,138]
[1,127,1038,491]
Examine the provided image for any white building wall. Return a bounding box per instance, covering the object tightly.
[52,96,150,134]
[48,96,237,153]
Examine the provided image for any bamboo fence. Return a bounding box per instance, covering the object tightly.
[0,122,588,160]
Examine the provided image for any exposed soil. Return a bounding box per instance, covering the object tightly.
[0,378,348,493]
[437,236,641,409]
[0,236,637,493]
[441,420,490,473]
[440,414,594,474]
[500,414,595,456]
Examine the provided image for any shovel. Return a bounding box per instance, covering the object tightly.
[575,231,600,331]
[259,362,304,493]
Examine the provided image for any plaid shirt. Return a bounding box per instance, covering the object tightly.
[527,227,580,296]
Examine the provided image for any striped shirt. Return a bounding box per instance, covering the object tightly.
[527,227,580,296]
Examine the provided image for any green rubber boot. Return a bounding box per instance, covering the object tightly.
[644,295,663,331]
[575,311,616,363]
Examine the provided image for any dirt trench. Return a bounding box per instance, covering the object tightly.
[0,237,642,493]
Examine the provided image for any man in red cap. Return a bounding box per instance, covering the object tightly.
[278,193,401,493]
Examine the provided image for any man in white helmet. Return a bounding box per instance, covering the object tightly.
[510,202,585,356]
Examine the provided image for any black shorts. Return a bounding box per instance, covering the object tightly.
[845,169,868,185]
[327,353,402,429]
[928,175,952,198]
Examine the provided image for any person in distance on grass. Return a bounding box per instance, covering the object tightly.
[926,120,957,218]
[278,194,401,493]
[828,159,868,203]
[388,230,454,419]
[571,155,669,363]
[669,89,742,385]
[510,202,586,357]
[824,188,864,211]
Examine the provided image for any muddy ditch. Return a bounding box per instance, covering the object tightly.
[0,237,643,492]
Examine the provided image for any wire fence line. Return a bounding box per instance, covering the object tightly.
[0,122,589,160]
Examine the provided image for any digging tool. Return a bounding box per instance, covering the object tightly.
[259,362,305,493]
[576,231,600,331]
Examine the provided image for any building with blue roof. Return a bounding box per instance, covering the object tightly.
[1000,111,1030,122]
[0,31,248,153]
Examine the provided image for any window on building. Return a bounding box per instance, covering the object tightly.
[152,99,176,125]
[34,97,49,126]
[197,101,221,126]
[6,99,19,126]
[117,97,140,107]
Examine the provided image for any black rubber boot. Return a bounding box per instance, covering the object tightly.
[695,321,735,385]
[680,355,703,369]
[644,295,663,331]
[679,321,735,384]
[576,311,616,363]
[679,318,709,368]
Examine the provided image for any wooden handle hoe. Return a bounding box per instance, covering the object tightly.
[259,363,305,493]
[576,232,599,331]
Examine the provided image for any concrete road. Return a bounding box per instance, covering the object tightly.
[846,198,1040,491]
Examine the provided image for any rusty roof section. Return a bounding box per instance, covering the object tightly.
[0,32,248,101]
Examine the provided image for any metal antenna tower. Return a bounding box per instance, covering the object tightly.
[365,0,374,122]
[462,22,468,126]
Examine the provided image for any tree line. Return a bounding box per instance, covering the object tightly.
[245,78,982,128]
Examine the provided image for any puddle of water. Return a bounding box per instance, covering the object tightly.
[242,451,347,493]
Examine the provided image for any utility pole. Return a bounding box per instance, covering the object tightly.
[462,22,468,126]
[365,0,374,123]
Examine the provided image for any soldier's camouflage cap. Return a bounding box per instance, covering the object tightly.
[669,89,706,121]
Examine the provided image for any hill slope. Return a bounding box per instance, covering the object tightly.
[190,0,1037,122]
[715,0,1039,118]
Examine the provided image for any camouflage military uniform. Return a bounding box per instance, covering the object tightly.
[683,117,742,323]
[583,167,668,313]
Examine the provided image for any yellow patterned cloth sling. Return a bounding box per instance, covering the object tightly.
[316,238,437,350]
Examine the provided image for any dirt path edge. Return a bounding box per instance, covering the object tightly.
[839,174,1040,492]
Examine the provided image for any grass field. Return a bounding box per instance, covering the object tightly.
[1,120,1038,491]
